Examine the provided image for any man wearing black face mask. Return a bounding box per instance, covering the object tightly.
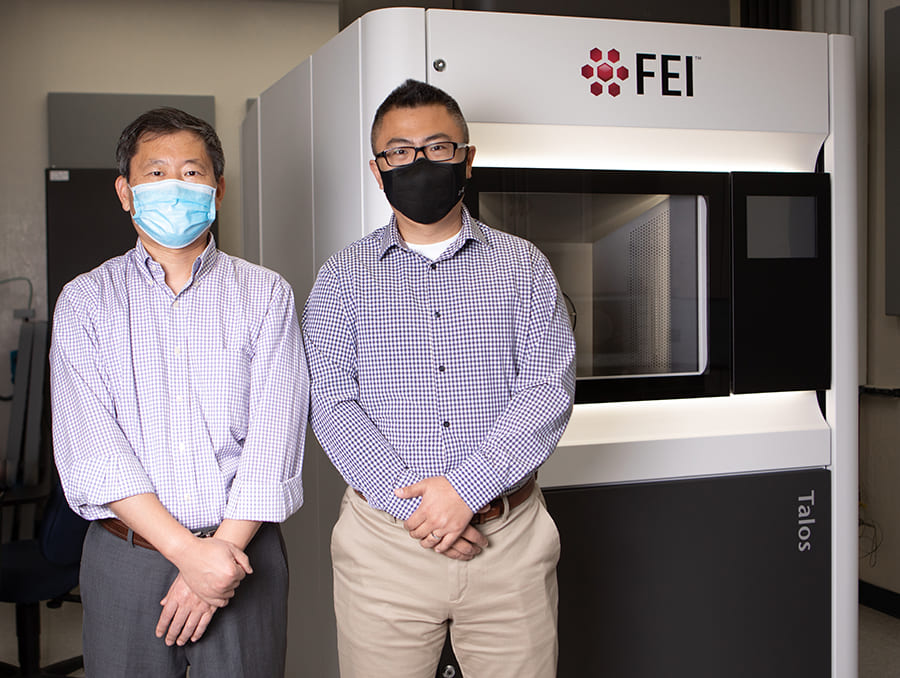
[303,80,576,677]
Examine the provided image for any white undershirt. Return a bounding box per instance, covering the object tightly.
[405,232,459,261]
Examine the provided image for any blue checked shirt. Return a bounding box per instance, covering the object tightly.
[303,207,576,520]
[50,237,306,530]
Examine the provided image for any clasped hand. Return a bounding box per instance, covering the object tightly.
[395,476,489,561]
[156,536,252,646]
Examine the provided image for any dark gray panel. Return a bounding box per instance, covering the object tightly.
[544,469,831,678]
[886,7,900,315]
[48,93,215,169]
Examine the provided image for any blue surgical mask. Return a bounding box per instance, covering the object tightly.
[130,179,216,249]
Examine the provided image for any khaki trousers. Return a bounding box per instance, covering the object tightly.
[331,484,560,678]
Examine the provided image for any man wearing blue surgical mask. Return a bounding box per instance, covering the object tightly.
[50,108,306,677]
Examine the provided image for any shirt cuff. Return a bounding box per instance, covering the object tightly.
[72,453,157,516]
[224,475,304,523]
[444,452,506,513]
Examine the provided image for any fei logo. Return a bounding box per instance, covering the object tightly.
[580,47,696,98]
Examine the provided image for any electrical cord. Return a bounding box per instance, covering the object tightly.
[0,276,34,311]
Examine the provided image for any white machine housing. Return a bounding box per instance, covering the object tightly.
[243,9,857,677]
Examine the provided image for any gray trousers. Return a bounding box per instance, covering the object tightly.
[80,521,288,678]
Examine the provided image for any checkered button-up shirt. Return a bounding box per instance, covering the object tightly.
[303,208,576,520]
[50,237,306,530]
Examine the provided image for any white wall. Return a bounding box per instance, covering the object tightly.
[0,0,338,472]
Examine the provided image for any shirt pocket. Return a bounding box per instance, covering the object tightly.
[194,348,252,447]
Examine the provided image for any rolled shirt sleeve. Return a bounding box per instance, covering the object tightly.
[224,280,306,522]
[51,282,157,519]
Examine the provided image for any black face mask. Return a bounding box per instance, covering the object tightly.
[379,155,468,225]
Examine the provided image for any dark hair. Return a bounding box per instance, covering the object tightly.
[370,79,469,153]
[116,107,224,181]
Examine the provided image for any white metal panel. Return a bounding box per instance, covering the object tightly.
[541,391,831,488]
[359,8,429,236]
[468,123,825,173]
[258,61,315,301]
[426,10,829,135]
[825,33,859,678]
[311,22,366,269]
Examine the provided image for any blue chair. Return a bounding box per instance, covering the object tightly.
[0,477,87,677]
[0,321,87,677]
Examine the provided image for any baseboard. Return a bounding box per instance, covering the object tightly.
[859,580,900,619]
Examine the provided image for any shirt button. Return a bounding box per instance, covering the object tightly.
[442,421,450,428]
[430,263,437,270]
[175,394,183,403]
[174,347,182,356]
[434,311,441,318]
[438,365,446,372]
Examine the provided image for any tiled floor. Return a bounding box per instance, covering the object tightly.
[2,603,899,676]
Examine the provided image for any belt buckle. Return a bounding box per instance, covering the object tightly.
[192,526,218,538]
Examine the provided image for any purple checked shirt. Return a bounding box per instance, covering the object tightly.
[50,237,306,531]
[303,207,576,521]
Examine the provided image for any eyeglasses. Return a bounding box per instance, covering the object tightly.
[375,142,469,167]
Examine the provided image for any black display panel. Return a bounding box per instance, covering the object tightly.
[465,168,731,404]
[731,172,831,394]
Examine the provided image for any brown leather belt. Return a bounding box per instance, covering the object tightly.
[99,518,157,550]
[471,475,535,525]
[99,518,218,551]
[355,475,536,525]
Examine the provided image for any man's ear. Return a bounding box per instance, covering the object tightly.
[114,176,134,214]
[369,159,385,190]
[465,145,476,180]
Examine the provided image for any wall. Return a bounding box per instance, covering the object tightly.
[859,0,900,595]
[0,0,338,438]
[0,0,339,670]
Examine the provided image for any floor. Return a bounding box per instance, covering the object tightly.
[1,603,900,676]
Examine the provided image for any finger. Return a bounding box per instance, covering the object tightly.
[176,609,206,646]
[433,529,464,554]
[408,522,437,540]
[445,537,482,559]
[394,481,425,500]
[459,525,489,548]
[156,598,179,638]
[196,592,229,608]
[191,610,216,643]
[165,606,191,646]
[441,544,475,561]
[230,547,253,575]
[418,532,443,550]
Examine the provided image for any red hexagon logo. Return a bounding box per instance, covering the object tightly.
[580,47,629,98]
[596,63,614,82]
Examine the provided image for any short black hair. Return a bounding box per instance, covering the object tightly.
[116,107,224,181]
[370,79,469,153]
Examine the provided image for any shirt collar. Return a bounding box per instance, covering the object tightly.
[377,205,488,260]
[133,233,219,289]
